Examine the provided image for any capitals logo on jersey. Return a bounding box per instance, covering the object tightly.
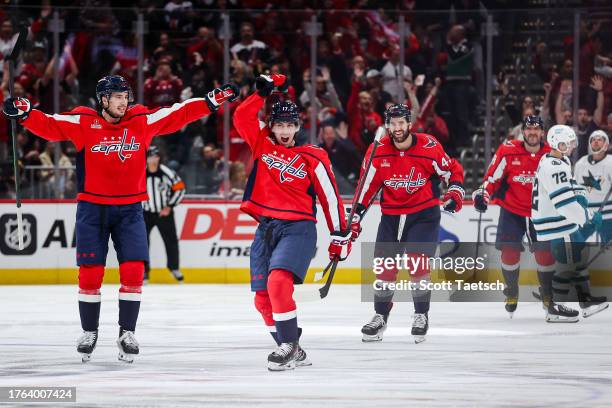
[383,167,427,193]
[261,152,307,183]
[512,172,535,185]
[91,129,141,162]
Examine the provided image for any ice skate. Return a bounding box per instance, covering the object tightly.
[578,292,609,318]
[295,345,312,367]
[503,287,518,318]
[546,302,579,323]
[412,313,428,343]
[170,269,184,283]
[117,329,139,363]
[361,314,387,342]
[77,330,98,362]
[267,342,299,371]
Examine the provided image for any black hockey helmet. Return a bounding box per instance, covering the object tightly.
[269,100,300,126]
[522,115,544,129]
[147,145,160,157]
[96,75,134,106]
[384,104,411,129]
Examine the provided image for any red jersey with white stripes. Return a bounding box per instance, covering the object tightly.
[233,93,346,233]
[482,140,551,217]
[20,99,211,205]
[356,133,464,215]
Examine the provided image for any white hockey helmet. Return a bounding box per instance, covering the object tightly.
[547,125,575,155]
[588,129,609,154]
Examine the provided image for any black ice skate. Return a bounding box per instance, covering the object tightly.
[267,342,299,371]
[117,328,140,363]
[170,269,184,283]
[77,330,98,362]
[361,314,388,342]
[503,287,518,318]
[295,345,312,367]
[546,302,579,323]
[577,290,609,318]
[411,313,428,343]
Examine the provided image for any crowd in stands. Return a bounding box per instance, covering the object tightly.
[0,1,610,199]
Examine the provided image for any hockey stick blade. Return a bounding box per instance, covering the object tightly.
[319,259,339,299]
[8,26,28,62]
[314,259,334,282]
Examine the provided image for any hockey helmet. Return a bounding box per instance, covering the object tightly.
[96,75,134,106]
[269,101,300,126]
[384,104,411,129]
[522,115,544,129]
[546,125,575,154]
[588,129,609,155]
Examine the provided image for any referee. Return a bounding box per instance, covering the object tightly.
[143,146,186,282]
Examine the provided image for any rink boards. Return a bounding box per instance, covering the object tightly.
[0,201,610,285]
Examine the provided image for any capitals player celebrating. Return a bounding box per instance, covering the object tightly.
[351,104,465,343]
[472,116,554,317]
[233,74,349,371]
[531,125,605,322]
[2,75,238,362]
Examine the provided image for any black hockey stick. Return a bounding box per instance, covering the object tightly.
[584,185,612,268]
[6,25,29,250]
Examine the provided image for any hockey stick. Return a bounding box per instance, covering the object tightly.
[295,127,386,301]
[583,185,612,268]
[6,25,29,251]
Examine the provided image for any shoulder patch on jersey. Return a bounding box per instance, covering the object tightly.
[551,159,562,166]
[423,136,437,148]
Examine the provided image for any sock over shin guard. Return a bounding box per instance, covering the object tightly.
[267,269,298,343]
[78,264,105,331]
[118,261,144,332]
[501,247,521,296]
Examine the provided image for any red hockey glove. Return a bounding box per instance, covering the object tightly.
[3,97,31,120]
[328,230,352,261]
[471,186,490,213]
[255,74,288,97]
[204,83,239,111]
[347,203,367,242]
[442,183,465,213]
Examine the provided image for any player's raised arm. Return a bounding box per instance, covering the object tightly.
[3,97,83,148]
[234,74,288,149]
[144,83,238,140]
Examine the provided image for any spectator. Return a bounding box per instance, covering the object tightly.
[144,61,183,108]
[380,43,413,103]
[0,19,18,76]
[38,142,74,199]
[412,78,449,148]
[347,63,382,155]
[228,161,247,200]
[365,68,393,117]
[186,26,223,73]
[318,121,361,195]
[299,67,342,113]
[439,24,475,147]
[164,0,195,32]
[230,22,269,66]
[185,143,224,195]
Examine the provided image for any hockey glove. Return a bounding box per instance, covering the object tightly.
[255,74,288,97]
[471,187,489,213]
[347,203,367,241]
[328,230,352,261]
[3,97,31,120]
[442,183,465,213]
[204,83,239,112]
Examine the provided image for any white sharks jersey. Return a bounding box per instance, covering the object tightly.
[575,154,612,221]
[531,154,589,240]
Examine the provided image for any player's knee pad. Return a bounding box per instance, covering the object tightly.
[119,261,144,295]
[376,264,398,282]
[534,250,555,269]
[78,264,105,292]
[267,269,296,314]
[500,247,521,270]
[254,290,275,326]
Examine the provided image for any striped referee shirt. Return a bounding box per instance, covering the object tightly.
[143,164,186,213]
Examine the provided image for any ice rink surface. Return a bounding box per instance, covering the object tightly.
[1,284,612,408]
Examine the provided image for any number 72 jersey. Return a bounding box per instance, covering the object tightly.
[531,154,589,241]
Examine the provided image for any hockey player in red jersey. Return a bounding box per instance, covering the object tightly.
[351,104,465,344]
[472,115,554,317]
[233,74,350,371]
[2,75,238,362]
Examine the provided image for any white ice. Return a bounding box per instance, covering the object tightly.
[1,284,612,408]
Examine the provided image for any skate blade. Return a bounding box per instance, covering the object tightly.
[413,335,426,344]
[545,314,579,323]
[362,334,384,342]
[507,312,514,319]
[118,351,135,363]
[267,360,296,371]
[582,302,609,318]
[296,357,312,367]
[80,353,92,363]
